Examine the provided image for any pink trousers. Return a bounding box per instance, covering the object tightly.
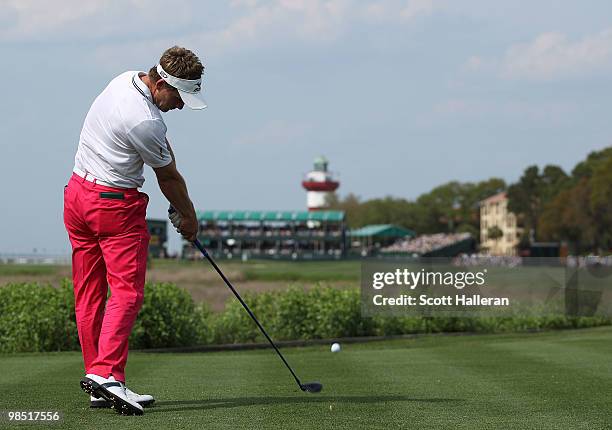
[63,172,150,382]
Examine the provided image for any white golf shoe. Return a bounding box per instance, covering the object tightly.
[80,374,144,416]
[90,387,155,408]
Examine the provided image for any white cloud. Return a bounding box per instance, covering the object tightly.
[2,0,445,71]
[360,2,389,22]
[0,0,192,42]
[463,55,484,71]
[187,0,445,56]
[501,29,612,80]
[357,0,441,24]
[400,0,438,21]
[1,0,442,48]
[0,0,103,40]
[230,0,260,7]
[466,28,612,81]
[194,0,356,50]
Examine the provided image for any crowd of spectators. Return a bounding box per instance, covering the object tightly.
[452,253,523,267]
[381,233,472,255]
[199,221,343,239]
[566,255,612,267]
[452,254,612,267]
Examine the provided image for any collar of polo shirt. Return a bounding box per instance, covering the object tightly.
[156,64,207,110]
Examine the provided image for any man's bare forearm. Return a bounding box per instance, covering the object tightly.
[157,173,196,221]
[156,139,197,221]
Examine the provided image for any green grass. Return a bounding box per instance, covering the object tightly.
[0,264,60,276]
[0,259,360,288]
[239,260,360,282]
[151,258,361,282]
[1,327,611,429]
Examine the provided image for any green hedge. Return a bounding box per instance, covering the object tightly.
[130,282,212,348]
[0,281,79,353]
[0,281,211,353]
[211,286,377,343]
[0,282,610,353]
[210,286,611,343]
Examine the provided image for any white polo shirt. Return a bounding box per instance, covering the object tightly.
[74,71,173,188]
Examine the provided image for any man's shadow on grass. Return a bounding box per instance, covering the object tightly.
[147,396,463,414]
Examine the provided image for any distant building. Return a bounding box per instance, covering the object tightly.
[146,219,168,258]
[349,224,415,256]
[479,192,522,255]
[184,210,346,260]
[301,156,339,211]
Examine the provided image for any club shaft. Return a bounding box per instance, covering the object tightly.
[193,239,303,388]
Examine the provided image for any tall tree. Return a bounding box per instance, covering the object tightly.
[571,147,612,181]
[538,179,596,254]
[507,166,540,240]
[507,165,569,241]
[589,156,612,251]
[540,165,570,202]
[326,192,363,228]
[538,147,612,253]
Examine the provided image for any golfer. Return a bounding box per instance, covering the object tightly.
[63,46,204,415]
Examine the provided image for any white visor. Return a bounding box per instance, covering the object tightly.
[156,64,207,110]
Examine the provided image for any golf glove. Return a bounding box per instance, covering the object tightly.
[169,210,182,233]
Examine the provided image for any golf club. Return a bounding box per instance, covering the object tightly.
[169,206,323,394]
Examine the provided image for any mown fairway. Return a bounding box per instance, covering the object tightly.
[1,327,611,429]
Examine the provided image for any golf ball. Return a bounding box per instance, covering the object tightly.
[331,342,341,353]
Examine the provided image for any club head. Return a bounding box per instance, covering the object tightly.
[300,382,323,393]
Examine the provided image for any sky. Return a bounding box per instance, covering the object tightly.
[1,0,611,255]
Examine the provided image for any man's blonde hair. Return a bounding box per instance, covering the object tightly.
[149,46,204,82]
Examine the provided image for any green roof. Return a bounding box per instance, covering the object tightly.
[349,224,415,238]
[197,210,345,222]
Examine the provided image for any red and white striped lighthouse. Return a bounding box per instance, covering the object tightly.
[301,156,339,211]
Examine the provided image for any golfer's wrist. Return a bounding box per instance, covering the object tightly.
[182,213,197,224]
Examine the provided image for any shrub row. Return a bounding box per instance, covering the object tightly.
[0,282,609,353]
[0,281,79,353]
